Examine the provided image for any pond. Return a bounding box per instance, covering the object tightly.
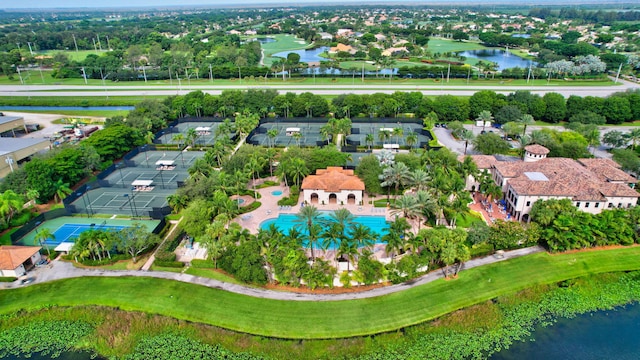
[492,302,640,359]
[0,106,135,111]
[272,46,330,63]
[248,37,276,44]
[457,49,534,70]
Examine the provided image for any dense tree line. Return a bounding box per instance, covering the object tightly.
[530,199,640,252]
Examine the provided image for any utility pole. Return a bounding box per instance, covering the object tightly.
[27,42,34,55]
[81,67,88,85]
[614,63,623,84]
[142,66,147,83]
[97,34,102,51]
[106,35,111,50]
[72,34,78,52]
[92,38,97,52]
[209,64,213,83]
[16,67,24,85]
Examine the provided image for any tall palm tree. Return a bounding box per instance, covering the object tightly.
[267,128,279,148]
[186,128,199,147]
[410,169,431,192]
[294,205,322,261]
[319,124,332,146]
[247,153,265,199]
[329,208,355,235]
[476,110,494,132]
[378,129,392,145]
[230,170,249,207]
[379,162,412,203]
[337,237,359,272]
[167,194,188,213]
[627,129,640,150]
[36,228,55,257]
[391,194,421,221]
[365,133,375,150]
[172,133,185,149]
[292,131,303,147]
[392,127,404,146]
[406,132,418,150]
[288,157,309,188]
[416,190,438,230]
[349,223,376,254]
[52,179,72,204]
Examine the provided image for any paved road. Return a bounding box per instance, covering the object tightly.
[0,79,637,97]
[2,246,545,301]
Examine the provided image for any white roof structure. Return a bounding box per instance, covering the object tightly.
[132,180,153,186]
[54,242,75,253]
[379,128,394,132]
[155,160,175,166]
[383,144,400,149]
[285,127,300,132]
[195,126,210,131]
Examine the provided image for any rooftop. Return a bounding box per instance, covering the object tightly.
[0,246,41,270]
[301,167,365,192]
[0,115,24,126]
[524,144,550,155]
[494,157,639,201]
[0,137,50,156]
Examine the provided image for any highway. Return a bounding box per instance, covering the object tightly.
[0,79,638,98]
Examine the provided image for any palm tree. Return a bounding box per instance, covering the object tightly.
[518,114,535,138]
[294,205,321,261]
[416,190,438,230]
[627,129,640,150]
[410,169,431,192]
[167,194,189,213]
[26,189,39,204]
[247,154,265,199]
[349,223,376,254]
[406,132,418,150]
[292,131,303,147]
[171,133,184,149]
[337,237,359,272]
[475,110,494,132]
[382,229,404,263]
[288,157,309,188]
[378,129,392,145]
[365,133,375,150]
[0,190,24,224]
[52,179,72,204]
[267,128,279,148]
[186,128,199,147]
[329,208,355,233]
[36,228,55,257]
[319,124,332,146]
[321,222,343,262]
[379,162,412,203]
[230,170,249,207]
[392,127,404,146]
[391,194,421,221]
[265,148,277,177]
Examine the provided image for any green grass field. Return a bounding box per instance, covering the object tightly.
[427,38,488,54]
[2,247,640,339]
[260,34,312,67]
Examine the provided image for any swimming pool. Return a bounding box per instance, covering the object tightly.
[260,213,389,248]
[271,190,283,196]
[236,198,245,205]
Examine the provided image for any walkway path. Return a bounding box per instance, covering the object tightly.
[141,217,183,271]
[3,246,545,301]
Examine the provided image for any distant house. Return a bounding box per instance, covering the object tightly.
[381,47,408,57]
[301,167,365,205]
[329,43,357,55]
[319,32,333,40]
[0,246,42,277]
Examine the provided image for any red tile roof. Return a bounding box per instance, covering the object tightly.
[524,144,550,155]
[301,167,365,192]
[0,246,41,270]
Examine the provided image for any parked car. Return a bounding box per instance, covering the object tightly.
[20,277,35,285]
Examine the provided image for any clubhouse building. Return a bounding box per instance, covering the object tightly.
[465,145,639,222]
[301,167,365,205]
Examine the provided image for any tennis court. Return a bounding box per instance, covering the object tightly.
[156,121,226,146]
[248,122,328,147]
[347,122,432,148]
[71,188,171,217]
[18,216,161,247]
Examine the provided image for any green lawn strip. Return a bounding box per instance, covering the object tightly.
[184,267,244,285]
[427,39,487,53]
[2,247,640,339]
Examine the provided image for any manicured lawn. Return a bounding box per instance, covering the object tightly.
[42,50,105,62]
[2,247,640,339]
[427,38,487,53]
[185,267,244,285]
[261,34,312,66]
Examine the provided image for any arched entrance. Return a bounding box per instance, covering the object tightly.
[329,193,337,204]
[310,193,319,204]
[347,194,356,205]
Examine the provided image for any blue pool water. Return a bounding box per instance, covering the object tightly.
[236,198,245,205]
[260,212,388,249]
[271,190,283,196]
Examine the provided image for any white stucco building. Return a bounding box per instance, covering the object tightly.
[301,167,365,205]
[0,246,42,277]
[463,145,639,221]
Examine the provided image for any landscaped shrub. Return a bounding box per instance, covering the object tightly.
[9,211,34,228]
[190,259,214,268]
[277,186,299,206]
[153,260,184,268]
[239,201,261,214]
[0,277,17,283]
[72,254,129,266]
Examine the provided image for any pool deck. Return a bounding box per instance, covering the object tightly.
[235,178,393,235]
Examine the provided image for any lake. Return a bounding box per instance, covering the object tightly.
[273,46,330,63]
[492,302,640,359]
[0,106,134,111]
[457,49,534,70]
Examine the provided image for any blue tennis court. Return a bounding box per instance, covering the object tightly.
[42,223,128,246]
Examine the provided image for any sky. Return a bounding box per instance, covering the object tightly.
[6,0,402,9]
